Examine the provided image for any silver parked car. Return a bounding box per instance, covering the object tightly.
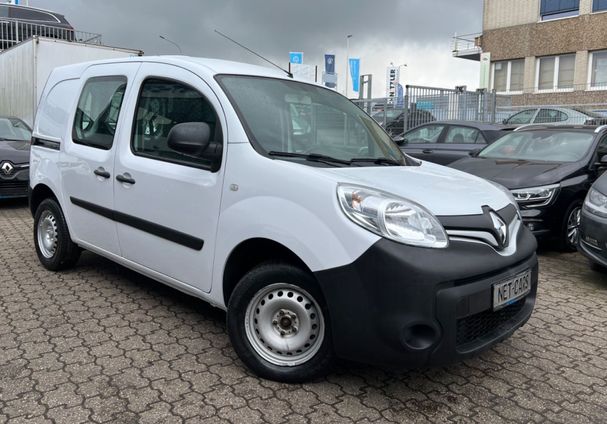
[502,107,607,126]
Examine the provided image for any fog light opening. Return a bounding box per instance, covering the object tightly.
[402,324,439,351]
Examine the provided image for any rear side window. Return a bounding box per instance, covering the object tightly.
[72,76,127,150]
[131,78,221,169]
[534,109,568,124]
[444,126,480,144]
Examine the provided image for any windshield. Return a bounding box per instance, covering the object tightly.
[479,130,595,163]
[0,118,31,142]
[217,75,405,166]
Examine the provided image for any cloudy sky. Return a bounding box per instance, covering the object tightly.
[28,0,483,97]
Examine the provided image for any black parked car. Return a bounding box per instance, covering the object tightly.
[395,121,510,165]
[579,173,607,268]
[0,117,31,199]
[383,109,435,136]
[450,125,607,251]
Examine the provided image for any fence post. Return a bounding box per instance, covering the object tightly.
[403,86,410,132]
[491,90,497,123]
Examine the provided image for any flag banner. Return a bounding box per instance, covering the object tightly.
[349,58,360,93]
[289,52,304,64]
[396,84,404,108]
[324,54,335,74]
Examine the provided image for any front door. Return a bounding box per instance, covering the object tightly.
[61,63,140,255]
[113,63,226,292]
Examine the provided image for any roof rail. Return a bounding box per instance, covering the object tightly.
[513,124,547,132]
[594,125,607,133]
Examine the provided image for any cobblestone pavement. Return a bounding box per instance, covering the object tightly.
[1,200,606,424]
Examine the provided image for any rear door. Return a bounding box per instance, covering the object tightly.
[61,63,139,255]
[399,124,446,162]
[112,63,226,293]
[429,125,486,165]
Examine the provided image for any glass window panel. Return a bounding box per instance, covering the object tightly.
[510,60,525,91]
[557,55,575,89]
[594,0,607,11]
[538,57,555,90]
[444,126,480,144]
[591,51,607,88]
[493,62,507,92]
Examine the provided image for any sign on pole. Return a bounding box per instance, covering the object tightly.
[386,66,400,105]
[289,52,304,64]
[349,58,360,93]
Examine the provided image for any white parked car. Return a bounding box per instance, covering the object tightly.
[29,56,538,382]
[502,106,607,126]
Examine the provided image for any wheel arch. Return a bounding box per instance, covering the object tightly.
[222,237,316,306]
[30,183,59,217]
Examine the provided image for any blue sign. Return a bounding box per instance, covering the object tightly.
[396,84,404,108]
[289,52,304,64]
[324,54,335,74]
[349,58,360,92]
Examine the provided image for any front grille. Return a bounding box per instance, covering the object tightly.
[0,180,28,196]
[456,299,526,348]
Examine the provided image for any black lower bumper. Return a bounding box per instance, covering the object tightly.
[579,209,607,267]
[0,172,29,199]
[315,227,538,368]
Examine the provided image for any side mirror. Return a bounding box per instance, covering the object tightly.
[167,122,211,156]
[469,148,482,157]
[595,154,607,167]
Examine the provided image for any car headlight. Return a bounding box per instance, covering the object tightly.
[584,188,607,218]
[510,184,559,207]
[337,185,448,248]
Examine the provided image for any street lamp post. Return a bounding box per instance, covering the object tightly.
[159,35,183,54]
[345,34,352,98]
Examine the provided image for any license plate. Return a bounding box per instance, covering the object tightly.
[492,270,531,311]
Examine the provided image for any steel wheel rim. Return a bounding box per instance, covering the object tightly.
[37,210,58,259]
[244,283,325,367]
[567,206,582,246]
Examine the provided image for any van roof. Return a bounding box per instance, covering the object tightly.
[53,55,293,82]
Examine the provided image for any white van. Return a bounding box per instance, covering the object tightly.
[29,57,538,382]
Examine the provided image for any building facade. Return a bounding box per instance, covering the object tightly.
[457,0,607,106]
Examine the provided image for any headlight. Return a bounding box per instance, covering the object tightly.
[584,188,607,218]
[337,185,448,248]
[510,184,559,207]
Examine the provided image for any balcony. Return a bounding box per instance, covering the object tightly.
[452,32,482,61]
[0,20,102,52]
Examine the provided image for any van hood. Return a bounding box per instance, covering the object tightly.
[0,139,30,164]
[315,161,511,216]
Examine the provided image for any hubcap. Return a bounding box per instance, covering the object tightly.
[567,206,582,246]
[37,210,58,259]
[244,283,325,367]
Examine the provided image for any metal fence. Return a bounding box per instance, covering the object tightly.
[353,85,499,136]
[353,85,607,135]
[0,20,102,51]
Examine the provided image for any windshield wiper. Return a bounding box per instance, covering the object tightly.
[268,151,354,166]
[350,157,402,166]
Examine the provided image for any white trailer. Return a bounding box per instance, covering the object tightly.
[0,36,142,127]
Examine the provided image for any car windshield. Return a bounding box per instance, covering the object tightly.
[217,75,405,166]
[478,130,595,163]
[0,118,31,142]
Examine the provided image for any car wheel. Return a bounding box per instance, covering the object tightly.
[227,262,333,383]
[34,198,81,271]
[559,201,582,252]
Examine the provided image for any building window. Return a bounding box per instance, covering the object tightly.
[492,59,524,93]
[540,0,579,20]
[593,0,607,12]
[589,51,607,90]
[536,54,575,91]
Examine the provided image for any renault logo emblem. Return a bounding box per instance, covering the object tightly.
[489,211,508,248]
[0,161,14,176]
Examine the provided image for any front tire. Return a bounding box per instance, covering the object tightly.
[227,262,333,383]
[34,198,81,271]
[559,201,582,252]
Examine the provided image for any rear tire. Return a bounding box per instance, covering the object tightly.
[227,262,333,383]
[559,201,582,252]
[34,198,80,271]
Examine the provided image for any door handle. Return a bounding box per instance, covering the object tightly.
[422,149,434,154]
[93,167,110,179]
[116,173,136,185]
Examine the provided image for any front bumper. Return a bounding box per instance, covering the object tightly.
[0,168,29,199]
[519,208,555,237]
[578,209,607,268]
[315,226,538,368]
